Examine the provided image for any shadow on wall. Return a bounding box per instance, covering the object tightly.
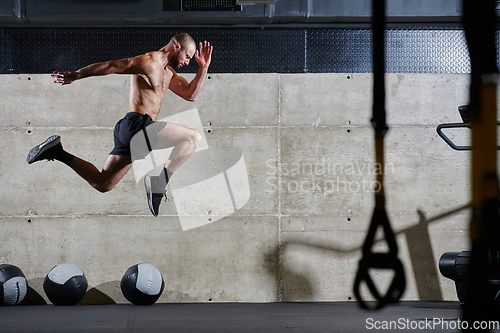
[262,249,314,301]
[264,204,470,302]
[19,279,121,305]
[19,277,46,305]
[18,204,467,304]
[79,282,118,305]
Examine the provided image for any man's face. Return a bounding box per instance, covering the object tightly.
[172,44,196,68]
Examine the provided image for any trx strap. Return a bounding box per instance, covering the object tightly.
[353,0,405,309]
[143,127,157,167]
[143,128,152,152]
[462,0,500,327]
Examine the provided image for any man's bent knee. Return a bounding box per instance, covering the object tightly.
[95,183,114,193]
[93,178,118,193]
[96,154,132,193]
[190,130,202,147]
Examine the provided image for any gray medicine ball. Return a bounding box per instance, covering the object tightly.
[43,264,88,305]
[0,264,28,305]
[121,263,164,305]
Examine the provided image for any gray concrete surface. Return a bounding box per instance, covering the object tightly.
[0,73,482,304]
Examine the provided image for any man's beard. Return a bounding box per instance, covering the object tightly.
[170,53,182,68]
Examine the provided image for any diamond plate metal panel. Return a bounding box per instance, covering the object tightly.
[185,29,304,73]
[0,27,499,74]
[0,30,14,73]
[0,28,304,74]
[306,29,372,73]
[306,28,473,73]
[384,29,470,73]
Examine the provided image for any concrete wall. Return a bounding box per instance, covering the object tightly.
[0,72,476,304]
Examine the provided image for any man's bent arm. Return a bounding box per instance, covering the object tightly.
[168,41,213,102]
[168,65,209,102]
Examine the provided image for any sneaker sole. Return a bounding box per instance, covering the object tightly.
[26,135,61,164]
[144,175,158,217]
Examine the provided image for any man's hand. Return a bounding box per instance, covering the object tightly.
[195,41,213,69]
[51,71,79,85]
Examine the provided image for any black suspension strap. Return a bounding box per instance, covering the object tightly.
[143,128,153,152]
[353,0,405,310]
[142,127,157,167]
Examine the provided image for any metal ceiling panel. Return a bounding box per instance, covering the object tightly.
[0,0,470,27]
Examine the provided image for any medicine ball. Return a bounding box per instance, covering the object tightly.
[0,264,28,305]
[121,263,164,305]
[43,264,88,305]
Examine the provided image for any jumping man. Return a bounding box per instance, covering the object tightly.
[26,33,213,216]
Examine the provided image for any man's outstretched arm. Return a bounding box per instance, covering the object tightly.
[52,53,154,85]
[169,41,213,102]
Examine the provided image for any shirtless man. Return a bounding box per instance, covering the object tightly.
[26,33,213,217]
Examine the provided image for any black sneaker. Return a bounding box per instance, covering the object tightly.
[26,135,62,164]
[144,176,165,217]
[144,168,170,217]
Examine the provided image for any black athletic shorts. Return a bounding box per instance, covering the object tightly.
[110,112,157,156]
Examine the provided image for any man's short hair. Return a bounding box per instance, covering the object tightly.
[171,33,195,50]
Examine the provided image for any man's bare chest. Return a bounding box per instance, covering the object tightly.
[154,67,174,92]
[136,71,171,93]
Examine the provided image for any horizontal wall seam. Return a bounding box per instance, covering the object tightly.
[1,125,449,131]
[1,126,115,130]
[0,212,471,219]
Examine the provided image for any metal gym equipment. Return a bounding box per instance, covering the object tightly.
[437,105,500,310]
[437,0,500,329]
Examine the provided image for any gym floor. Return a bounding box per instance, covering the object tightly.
[1,301,489,332]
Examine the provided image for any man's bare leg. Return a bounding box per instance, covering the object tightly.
[27,135,132,193]
[153,122,202,173]
[70,154,132,193]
